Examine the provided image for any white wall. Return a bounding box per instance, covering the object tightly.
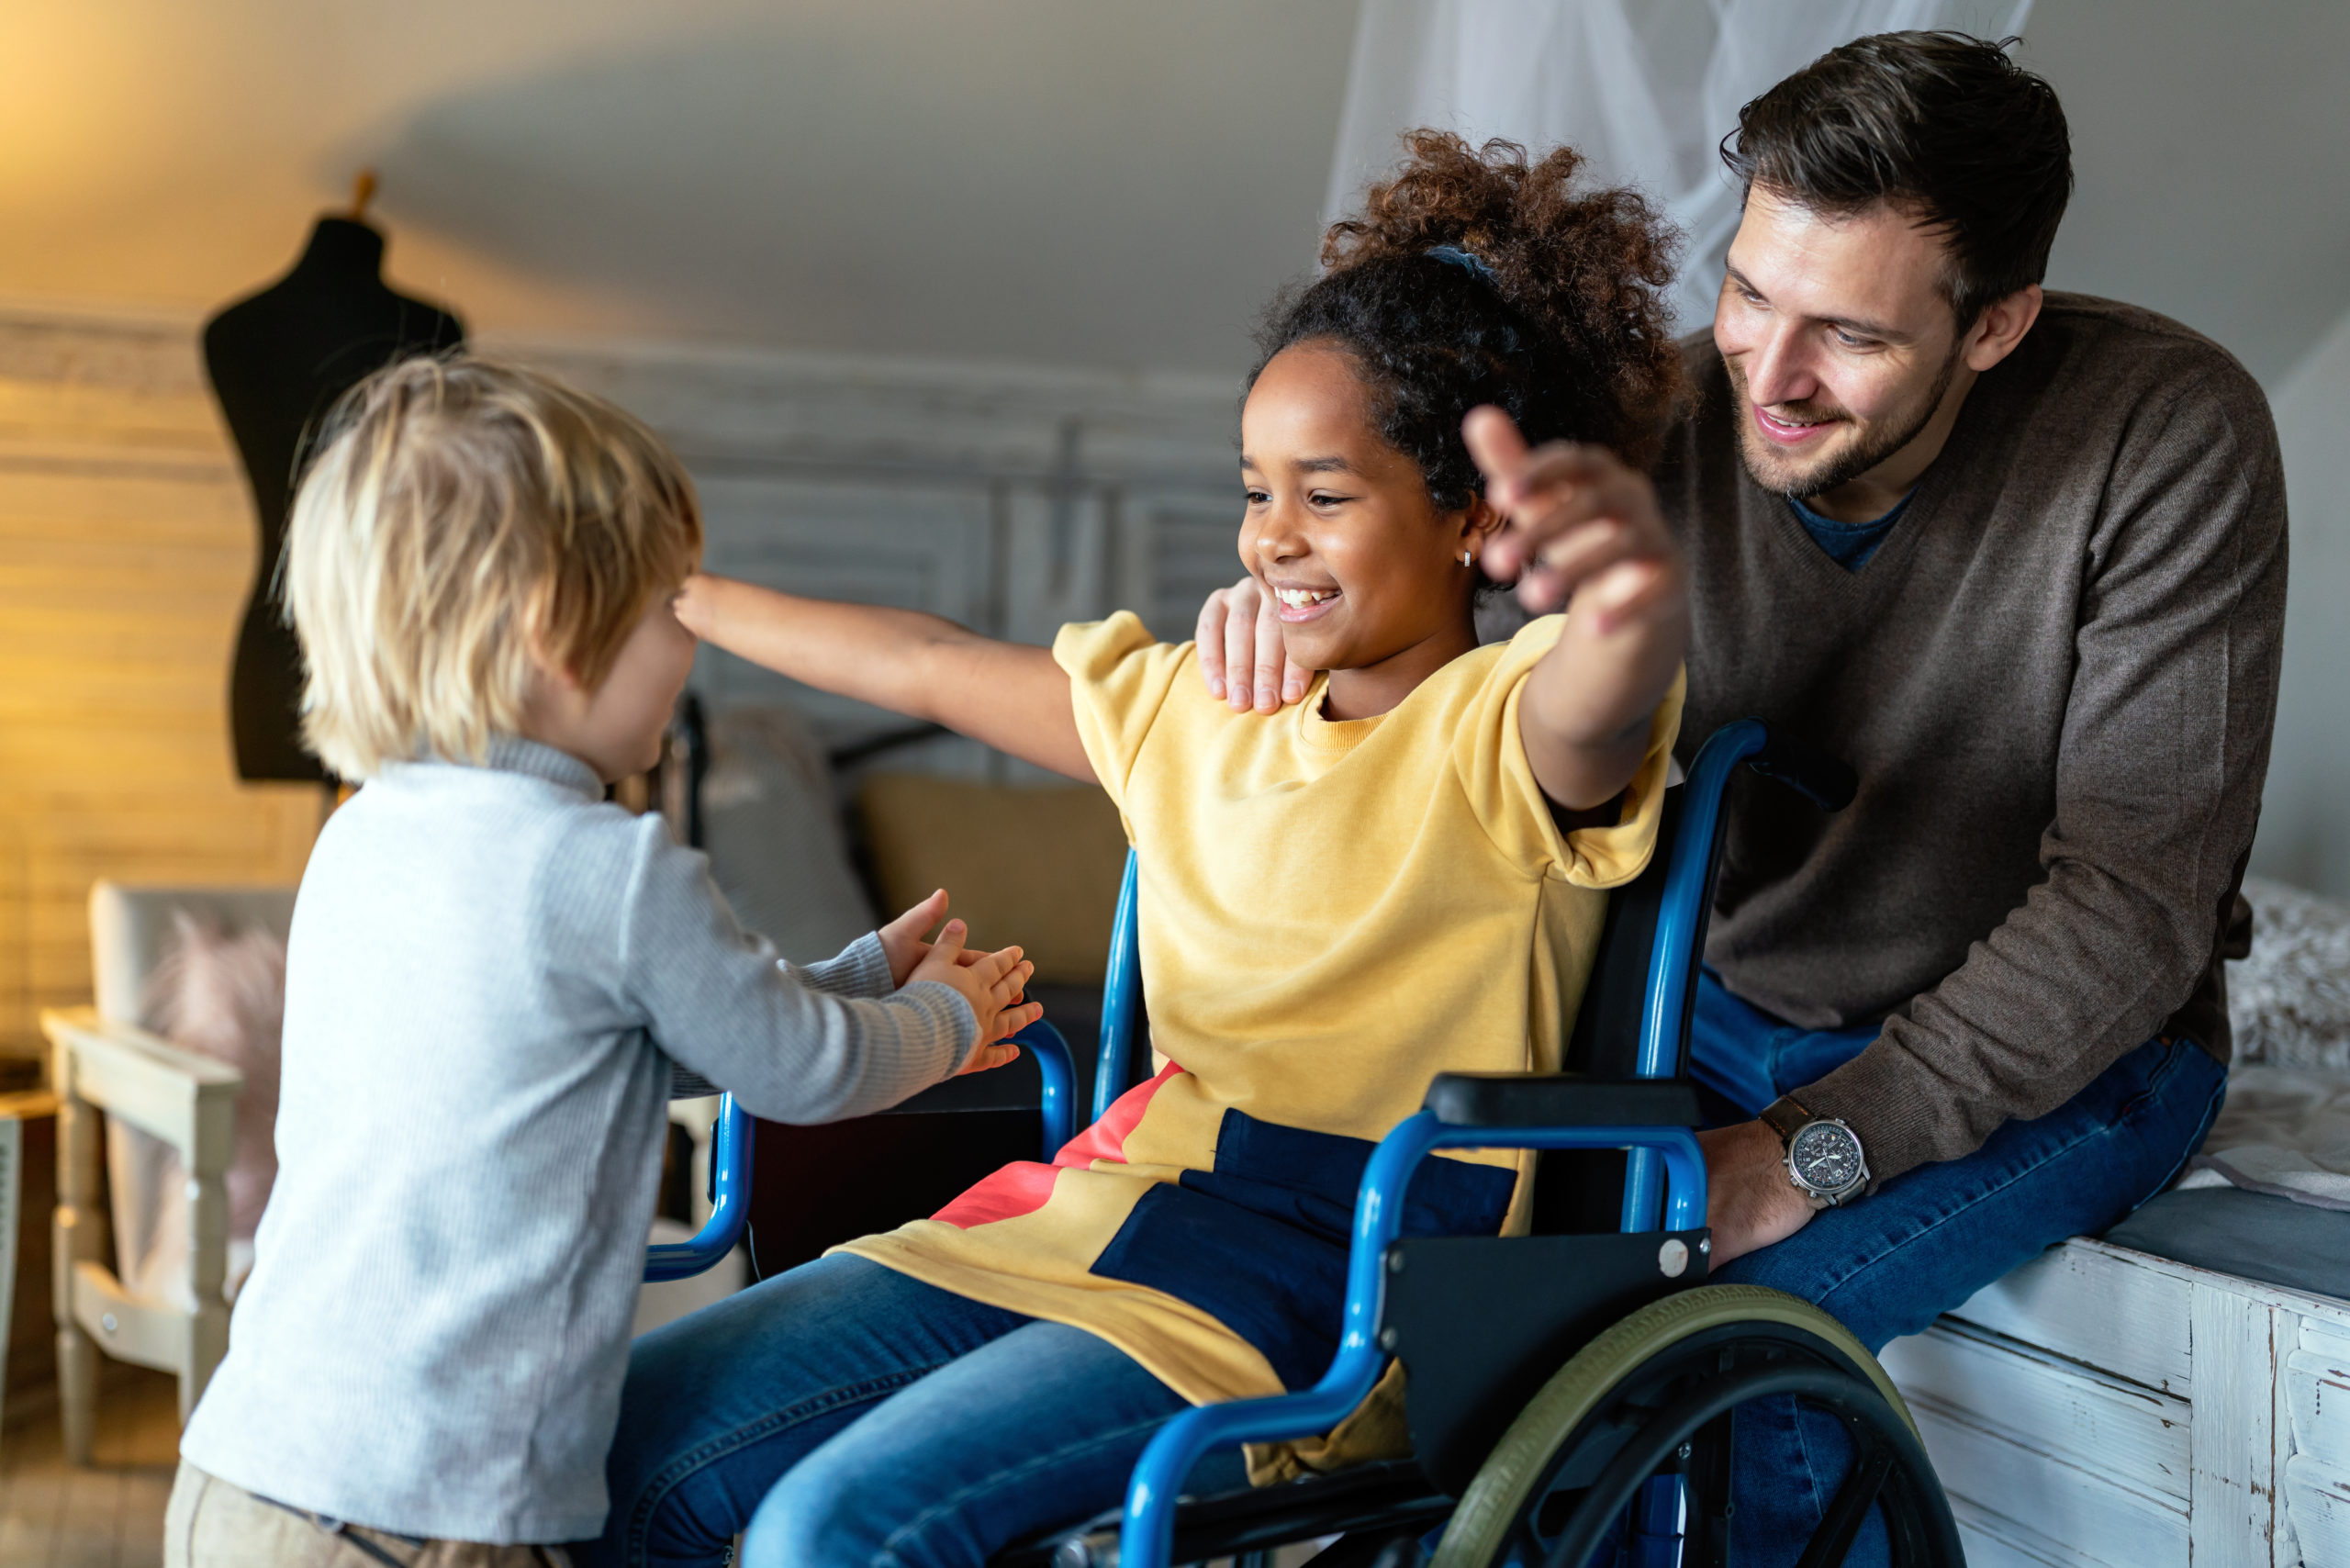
[0,0,1358,376]
[2027,0,2350,387]
[2252,309,2350,897]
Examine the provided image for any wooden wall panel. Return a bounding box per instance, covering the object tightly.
[0,306,322,1059]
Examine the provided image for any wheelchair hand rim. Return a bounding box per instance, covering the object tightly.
[1432,1285,1924,1568]
[1535,1359,1956,1568]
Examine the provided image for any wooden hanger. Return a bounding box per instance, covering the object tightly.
[347,169,378,224]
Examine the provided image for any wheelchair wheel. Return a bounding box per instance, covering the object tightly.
[1432,1285,1962,1568]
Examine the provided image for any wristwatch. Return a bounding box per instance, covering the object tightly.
[1760,1095,1870,1209]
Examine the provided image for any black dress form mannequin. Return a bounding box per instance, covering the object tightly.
[204,208,464,782]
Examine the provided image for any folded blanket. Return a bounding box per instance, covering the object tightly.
[2229,877,2350,1070]
[2178,1065,2350,1211]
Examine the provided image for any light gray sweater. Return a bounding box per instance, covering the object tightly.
[179,738,975,1544]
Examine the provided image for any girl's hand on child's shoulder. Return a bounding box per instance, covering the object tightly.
[907,917,1040,1073]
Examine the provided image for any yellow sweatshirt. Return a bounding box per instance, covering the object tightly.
[844,611,1682,1476]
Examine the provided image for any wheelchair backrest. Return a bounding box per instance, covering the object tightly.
[1559,785,1684,1082]
[1528,783,1691,1235]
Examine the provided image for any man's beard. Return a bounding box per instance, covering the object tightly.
[1729,344,1961,503]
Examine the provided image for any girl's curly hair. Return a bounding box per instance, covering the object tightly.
[1251,131,1684,511]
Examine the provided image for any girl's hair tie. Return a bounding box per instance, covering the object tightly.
[1425,244,1499,286]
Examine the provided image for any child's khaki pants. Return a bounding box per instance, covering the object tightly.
[164,1463,573,1568]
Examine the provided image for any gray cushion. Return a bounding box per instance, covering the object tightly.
[2229,876,2350,1070]
[699,705,876,965]
[2102,1187,2350,1302]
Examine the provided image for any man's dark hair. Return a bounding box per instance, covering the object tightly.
[1721,31,2072,329]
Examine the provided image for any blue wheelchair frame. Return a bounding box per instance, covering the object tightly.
[643,1013,1081,1285]
[645,720,1787,1568]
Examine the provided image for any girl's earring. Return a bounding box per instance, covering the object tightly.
[1460,549,1475,567]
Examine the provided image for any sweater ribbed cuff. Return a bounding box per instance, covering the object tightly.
[896,978,979,1079]
[800,932,895,1000]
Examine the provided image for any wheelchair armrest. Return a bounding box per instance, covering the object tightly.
[1423,1073,1701,1131]
[1014,1019,1077,1159]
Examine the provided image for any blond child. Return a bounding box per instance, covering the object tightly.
[167,357,1035,1567]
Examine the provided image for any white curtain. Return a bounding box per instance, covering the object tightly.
[2255,306,2350,901]
[1326,0,2035,330]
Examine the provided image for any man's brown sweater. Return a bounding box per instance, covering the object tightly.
[1651,293,2288,1186]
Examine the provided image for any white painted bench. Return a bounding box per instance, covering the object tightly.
[1881,1224,2349,1565]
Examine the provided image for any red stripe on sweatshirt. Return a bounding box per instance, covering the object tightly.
[929,1061,1183,1230]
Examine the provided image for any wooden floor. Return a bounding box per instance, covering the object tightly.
[0,1367,179,1568]
[0,1368,1331,1567]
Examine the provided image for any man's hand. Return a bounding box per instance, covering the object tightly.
[908,917,1039,1075]
[1195,577,1313,713]
[1697,1120,1817,1265]
[1462,408,1680,626]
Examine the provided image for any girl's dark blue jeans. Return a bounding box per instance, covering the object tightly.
[1692,969,2228,1567]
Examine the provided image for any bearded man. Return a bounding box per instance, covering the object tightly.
[1198,31,2286,1562]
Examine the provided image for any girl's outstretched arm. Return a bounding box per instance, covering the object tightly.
[1462,408,1689,812]
[677,576,1094,782]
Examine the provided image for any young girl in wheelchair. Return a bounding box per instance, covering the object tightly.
[586,133,1690,1568]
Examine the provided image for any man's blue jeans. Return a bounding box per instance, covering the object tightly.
[1693,969,2228,1566]
[577,1252,1248,1568]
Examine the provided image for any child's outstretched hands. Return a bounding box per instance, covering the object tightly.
[879,889,956,985]
[913,922,1038,1074]
[883,890,1039,1074]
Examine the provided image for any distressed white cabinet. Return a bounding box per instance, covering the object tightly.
[1882,1238,2350,1565]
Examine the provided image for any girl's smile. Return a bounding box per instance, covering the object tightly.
[1269,582,1342,621]
[1238,342,1494,719]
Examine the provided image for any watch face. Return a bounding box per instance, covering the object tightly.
[1790,1122,1863,1193]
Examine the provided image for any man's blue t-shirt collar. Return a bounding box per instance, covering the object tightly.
[1787,488,1916,571]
